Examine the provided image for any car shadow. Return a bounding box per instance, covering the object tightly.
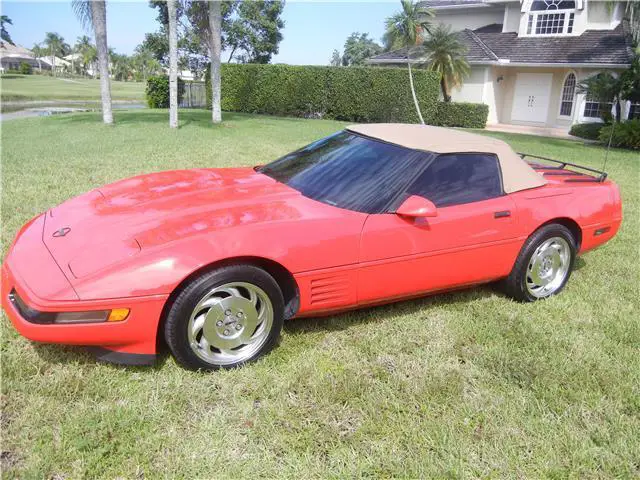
[284,284,500,335]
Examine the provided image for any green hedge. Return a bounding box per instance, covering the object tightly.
[569,122,604,140]
[206,64,441,123]
[145,75,185,108]
[432,102,488,128]
[598,120,640,150]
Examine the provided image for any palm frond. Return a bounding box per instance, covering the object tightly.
[71,0,94,31]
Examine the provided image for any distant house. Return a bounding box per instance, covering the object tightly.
[367,0,637,127]
[0,40,49,72]
[38,55,72,73]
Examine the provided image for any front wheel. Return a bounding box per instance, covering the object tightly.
[502,224,576,302]
[164,265,285,370]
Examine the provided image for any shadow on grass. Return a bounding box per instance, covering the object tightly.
[50,109,322,129]
[32,342,171,371]
[284,284,499,335]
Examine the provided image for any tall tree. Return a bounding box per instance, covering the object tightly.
[330,49,342,67]
[341,32,382,66]
[74,35,93,76]
[43,32,67,76]
[384,0,435,124]
[209,1,223,123]
[225,0,285,63]
[72,0,113,124]
[31,43,45,71]
[187,0,224,123]
[1,15,13,44]
[420,24,470,102]
[168,0,179,128]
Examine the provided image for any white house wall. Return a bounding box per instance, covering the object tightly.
[434,9,504,32]
[450,66,485,104]
[502,3,521,32]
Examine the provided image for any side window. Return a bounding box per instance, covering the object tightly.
[406,153,503,208]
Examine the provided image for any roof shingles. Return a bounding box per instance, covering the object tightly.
[368,23,633,66]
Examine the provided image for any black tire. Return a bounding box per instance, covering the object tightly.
[164,265,285,371]
[502,223,577,302]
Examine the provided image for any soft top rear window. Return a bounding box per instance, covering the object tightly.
[258,131,428,214]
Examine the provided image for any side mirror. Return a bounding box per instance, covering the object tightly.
[396,195,437,218]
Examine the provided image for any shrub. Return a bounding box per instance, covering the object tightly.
[145,75,185,108]
[206,63,440,123]
[570,122,604,140]
[598,120,640,150]
[432,102,488,128]
[18,62,32,75]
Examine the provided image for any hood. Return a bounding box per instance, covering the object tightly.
[42,167,305,279]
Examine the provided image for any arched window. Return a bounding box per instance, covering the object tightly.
[526,0,576,35]
[559,72,576,116]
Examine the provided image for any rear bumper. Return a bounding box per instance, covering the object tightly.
[1,219,168,365]
[580,217,622,253]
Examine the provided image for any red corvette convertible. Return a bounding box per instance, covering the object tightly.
[2,124,622,370]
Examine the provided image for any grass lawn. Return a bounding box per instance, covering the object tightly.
[0,74,145,102]
[1,110,639,478]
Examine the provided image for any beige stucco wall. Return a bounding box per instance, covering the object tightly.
[434,8,504,32]
[502,3,521,32]
[450,66,485,103]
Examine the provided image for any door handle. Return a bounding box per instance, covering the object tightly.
[494,210,511,218]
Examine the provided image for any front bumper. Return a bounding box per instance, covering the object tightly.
[1,215,168,365]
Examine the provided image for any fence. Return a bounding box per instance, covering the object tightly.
[180,82,206,108]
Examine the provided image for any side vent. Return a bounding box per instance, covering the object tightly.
[310,274,350,306]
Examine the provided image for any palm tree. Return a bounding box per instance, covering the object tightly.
[31,43,45,71]
[420,24,470,102]
[384,0,435,124]
[72,0,113,124]
[44,32,66,76]
[208,0,223,123]
[74,35,93,76]
[1,15,13,44]
[577,72,623,122]
[168,0,179,128]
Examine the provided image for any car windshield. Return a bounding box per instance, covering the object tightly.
[258,131,428,213]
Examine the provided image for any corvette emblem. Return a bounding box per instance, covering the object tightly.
[52,227,71,238]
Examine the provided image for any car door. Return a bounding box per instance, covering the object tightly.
[358,152,522,305]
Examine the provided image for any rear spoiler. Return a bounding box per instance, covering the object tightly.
[518,153,608,183]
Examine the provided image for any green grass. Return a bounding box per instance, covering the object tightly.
[1,110,639,478]
[0,74,145,102]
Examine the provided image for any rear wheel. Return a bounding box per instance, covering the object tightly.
[502,224,576,302]
[164,265,284,370]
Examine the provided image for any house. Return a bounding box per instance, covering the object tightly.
[367,0,637,127]
[0,40,49,72]
[38,55,72,73]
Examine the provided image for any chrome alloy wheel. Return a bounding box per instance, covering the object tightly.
[525,236,571,298]
[187,282,274,366]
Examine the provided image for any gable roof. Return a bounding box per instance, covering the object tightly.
[346,124,546,194]
[368,22,634,67]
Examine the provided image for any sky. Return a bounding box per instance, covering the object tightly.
[1,0,400,65]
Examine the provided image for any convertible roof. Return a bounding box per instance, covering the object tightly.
[346,123,546,194]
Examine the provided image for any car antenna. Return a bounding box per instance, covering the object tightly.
[601,118,616,174]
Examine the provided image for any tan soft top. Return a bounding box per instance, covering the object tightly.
[346,123,546,194]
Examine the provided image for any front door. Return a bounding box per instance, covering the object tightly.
[511,73,552,123]
[357,153,522,305]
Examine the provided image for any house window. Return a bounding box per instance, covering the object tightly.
[629,103,640,120]
[527,0,576,35]
[560,73,576,116]
[583,93,613,119]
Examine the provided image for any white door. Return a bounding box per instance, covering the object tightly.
[511,73,552,123]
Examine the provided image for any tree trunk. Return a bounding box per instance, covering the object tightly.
[441,76,451,103]
[91,0,113,125]
[208,0,222,123]
[168,0,179,128]
[615,99,622,122]
[407,61,424,125]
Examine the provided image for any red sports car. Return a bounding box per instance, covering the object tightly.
[1,124,622,370]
